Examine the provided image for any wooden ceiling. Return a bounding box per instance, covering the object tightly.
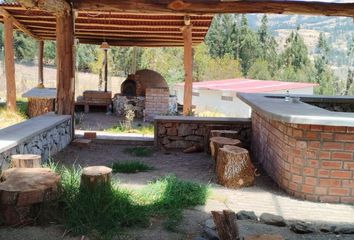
[0,2,213,47]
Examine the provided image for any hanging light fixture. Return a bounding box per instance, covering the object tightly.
[100,41,110,50]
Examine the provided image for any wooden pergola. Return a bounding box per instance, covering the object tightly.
[1,0,354,116]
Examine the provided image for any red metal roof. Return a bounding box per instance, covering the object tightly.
[178,78,318,93]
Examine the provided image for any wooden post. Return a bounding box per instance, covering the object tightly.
[38,40,44,88]
[4,15,16,112]
[56,11,75,115]
[182,23,193,116]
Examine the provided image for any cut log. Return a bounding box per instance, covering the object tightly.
[210,130,239,139]
[0,168,60,225]
[72,138,92,147]
[81,166,112,189]
[211,210,239,240]
[210,137,241,161]
[11,154,41,168]
[216,145,254,189]
[27,98,54,118]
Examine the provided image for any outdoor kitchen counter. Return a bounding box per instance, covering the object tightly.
[238,92,354,204]
[237,93,354,127]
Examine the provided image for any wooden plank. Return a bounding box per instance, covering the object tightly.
[182,24,193,116]
[4,15,16,111]
[73,0,354,17]
[17,0,70,16]
[38,40,44,87]
[56,12,75,115]
[0,7,40,39]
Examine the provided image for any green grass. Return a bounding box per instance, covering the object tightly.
[123,146,154,157]
[106,123,154,136]
[112,161,154,173]
[55,165,208,239]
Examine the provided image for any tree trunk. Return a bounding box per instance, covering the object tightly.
[212,210,239,240]
[81,166,112,190]
[216,145,254,188]
[11,154,41,168]
[210,137,241,161]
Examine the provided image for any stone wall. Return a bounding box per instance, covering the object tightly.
[0,115,72,171]
[155,116,251,150]
[145,88,169,121]
[252,110,354,204]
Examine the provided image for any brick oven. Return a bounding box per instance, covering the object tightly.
[113,69,176,121]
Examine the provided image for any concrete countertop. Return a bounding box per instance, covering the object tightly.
[237,93,354,127]
[0,113,71,153]
[22,87,56,99]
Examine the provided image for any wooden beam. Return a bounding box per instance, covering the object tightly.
[17,0,71,16]
[4,15,16,111]
[38,40,44,87]
[78,39,200,47]
[56,11,75,115]
[73,0,354,17]
[0,7,40,39]
[182,24,193,116]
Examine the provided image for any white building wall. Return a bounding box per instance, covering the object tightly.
[172,85,314,118]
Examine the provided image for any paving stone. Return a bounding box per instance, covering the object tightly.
[236,210,258,221]
[259,213,286,227]
[289,221,315,234]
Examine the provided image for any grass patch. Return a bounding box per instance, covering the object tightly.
[123,146,154,157]
[55,165,208,239]
[106,123,154,136]
[112,161,154,173]
[0,99,28,129]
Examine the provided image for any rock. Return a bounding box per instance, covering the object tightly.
[203,226,219,240]
[166,127,178,136]
[259,213,286,227]
[204,218,216,230]
[334,225,354,234]
[183,144,204,153]
[178,124,193,137]
[319,224,336,233]
[236,210,258,221]
[290,221,315,234]
[185,135,203,142]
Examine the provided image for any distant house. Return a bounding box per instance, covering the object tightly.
[172,78,318,117]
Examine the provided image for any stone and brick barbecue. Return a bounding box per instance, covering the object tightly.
[239,93,354,204]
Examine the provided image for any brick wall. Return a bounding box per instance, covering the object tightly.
[144,88,169,121]
[252,110,354,204]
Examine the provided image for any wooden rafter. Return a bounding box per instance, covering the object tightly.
[0,7,40,39]
[73,0,354,17]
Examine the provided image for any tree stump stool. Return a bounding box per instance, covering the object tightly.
[81,166,112,190]
[216,145,255,188]
[210,137,241,161]
[11,154,41,168]
[0,168,60,225]
[210,130,239,139]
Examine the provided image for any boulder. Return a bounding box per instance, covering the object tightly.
[259,213,286,227]
[290,221,315,234]
[216,145,254,188]
[236,210,258,221]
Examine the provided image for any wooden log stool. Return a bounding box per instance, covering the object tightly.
[81,166,112,190]
[0,168,60,225]
[210,137,241,161]
[11,154,41,168]
[216,145,255,188]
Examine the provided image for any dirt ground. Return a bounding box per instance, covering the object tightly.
[1,142,354,240]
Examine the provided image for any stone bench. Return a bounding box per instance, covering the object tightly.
[0,113,72,171]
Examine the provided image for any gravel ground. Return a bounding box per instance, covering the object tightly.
[1,142,354,240]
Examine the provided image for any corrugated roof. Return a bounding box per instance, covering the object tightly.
[0,2,213,47]
[178,78,318,93]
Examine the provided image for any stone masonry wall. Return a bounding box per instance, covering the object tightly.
[145,88,169,121]
[0,118,72,171]
[155,116,251,150]
[252,110,354,204]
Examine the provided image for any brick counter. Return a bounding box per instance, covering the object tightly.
[252,110,354,204]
